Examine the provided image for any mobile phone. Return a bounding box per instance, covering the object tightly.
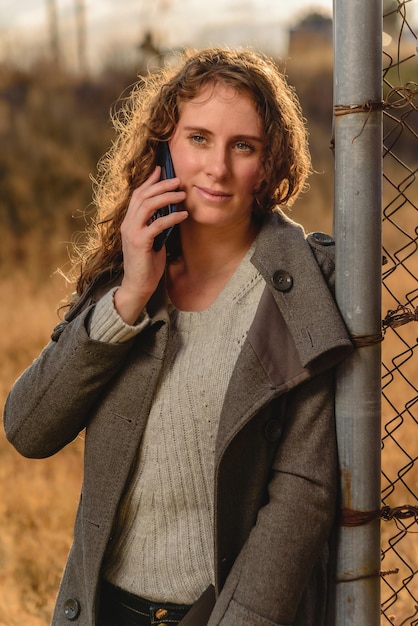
[151,143,177,251]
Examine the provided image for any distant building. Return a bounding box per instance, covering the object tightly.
[288,12,333,56]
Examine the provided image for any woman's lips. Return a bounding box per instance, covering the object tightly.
[195,186,233,202]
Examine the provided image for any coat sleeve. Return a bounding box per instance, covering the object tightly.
[3,306,134,459]
[210,369,337,626]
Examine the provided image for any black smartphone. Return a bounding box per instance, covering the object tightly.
[151,143,177,251]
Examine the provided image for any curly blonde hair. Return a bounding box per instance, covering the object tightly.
[72,47,311,295]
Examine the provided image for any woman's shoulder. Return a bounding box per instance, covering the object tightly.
[306,230,336,280]
[255,210,334,262]
[253,210,337,293]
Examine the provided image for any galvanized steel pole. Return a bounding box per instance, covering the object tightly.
[332,0,382,624]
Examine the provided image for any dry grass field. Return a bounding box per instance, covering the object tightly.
[0,276,84,626]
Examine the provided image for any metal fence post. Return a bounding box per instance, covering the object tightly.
[333,0,383,624]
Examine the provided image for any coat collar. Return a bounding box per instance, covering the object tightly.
[250,210,352,372]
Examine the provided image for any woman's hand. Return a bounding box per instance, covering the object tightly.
[114,167,187,324]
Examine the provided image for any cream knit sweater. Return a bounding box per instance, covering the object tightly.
[90,247,264,604]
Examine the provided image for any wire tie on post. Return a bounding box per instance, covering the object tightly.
[334,100,385,142]
[340,505,418,527]
[334,100,385,116]
[340,508,382,526]
[351,332,384,348]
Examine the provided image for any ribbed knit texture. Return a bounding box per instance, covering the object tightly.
[89,287,150,343]
[102,246,264,604]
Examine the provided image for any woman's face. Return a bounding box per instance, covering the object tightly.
[169,82,265,232]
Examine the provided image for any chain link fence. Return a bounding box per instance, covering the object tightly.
[380,1,418,623]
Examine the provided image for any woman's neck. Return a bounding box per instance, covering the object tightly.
[167,219,259,311]
[180,218,257,277]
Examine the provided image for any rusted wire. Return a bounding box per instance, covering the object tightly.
[385,84,418,109]
[333,83,418,145]
[334,100,386,116]
[382,304,418,331]
[381,505,418,522]
[340,508,382,527]
[333,85,417,118]
[381,568,400,577]
[351,333,384,348]
[340,505,418,527]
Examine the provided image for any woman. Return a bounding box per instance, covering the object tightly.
[4,48,352,626]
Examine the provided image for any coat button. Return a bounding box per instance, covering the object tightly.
[272,270,293,292]
[312,232,334,246]
[264,419,282,442]
[63,598,81,621]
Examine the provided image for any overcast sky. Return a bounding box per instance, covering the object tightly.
[0,0,335,69]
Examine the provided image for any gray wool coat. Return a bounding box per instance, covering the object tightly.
[4,211,353,626]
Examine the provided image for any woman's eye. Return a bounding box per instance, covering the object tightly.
[235,141,254,152]
[190,134,206,145]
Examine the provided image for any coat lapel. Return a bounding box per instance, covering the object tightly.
[215,211,352,461]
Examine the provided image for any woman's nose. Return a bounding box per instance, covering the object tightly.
[205,145,230,180]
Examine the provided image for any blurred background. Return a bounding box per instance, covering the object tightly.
[0,2,416,625]
[1,0,334,70]
[0,0,338,284]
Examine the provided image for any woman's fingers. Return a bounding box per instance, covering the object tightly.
[113,168,188,323]
[126,168,185,225]
[121,168,187,251]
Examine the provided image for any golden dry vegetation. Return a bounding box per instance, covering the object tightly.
[0,45,416,625]
[0,277,84,626]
